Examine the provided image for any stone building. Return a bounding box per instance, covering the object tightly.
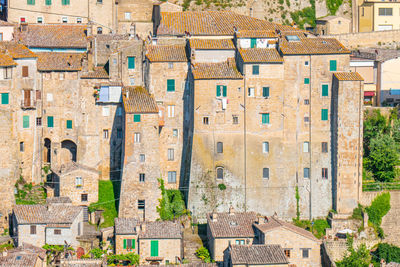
[0,20,15,41]
[315,16,351,35]
[357,0,400,32]
[0,243,47,267]
[114,218,182,265]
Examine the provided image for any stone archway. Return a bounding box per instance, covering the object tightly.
[61,140,77,162]
[44,138,51,163]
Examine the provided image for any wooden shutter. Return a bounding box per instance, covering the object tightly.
[167,79,175,92]
[133,114,141,122]
[36,90,41,100]
[150,240,159,257]
[1,93,9,104]
[22,66,29,77]
[128,57,135,69]
[251,38,257,48]
[321,109,328,121]
[322,84,329,96]
[24,89,31,107]
[23,115,29,128]
[263,87,269,97]
[132,239,136,249]
[222,86,227,97]
[123,239,127,249]
[216,85,221,97]
[330,60,337,71]
[47,116,54,127]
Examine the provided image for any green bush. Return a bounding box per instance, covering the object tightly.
[196,246,211,263]
[313,219,330,239]
[326,0,343,15]
[373,243,400,264]
[157,179,186,220]
[218,183,226,191]
[352,204,364,220]
[336,243,371,267]
[366,192,391,238]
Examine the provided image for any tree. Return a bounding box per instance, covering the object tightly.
[195,246,211,263]
[367,134,399,182]
[363,109,391,157]
[336,243,371,267]
[373,243,400,264]
[366,192,391,238]
[157,179,186,220]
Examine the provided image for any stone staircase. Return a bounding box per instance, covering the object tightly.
[183,226,203,263]
[381,191,400,246]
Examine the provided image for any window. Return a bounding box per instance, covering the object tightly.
[321,109,328,121]
[168,105,175,118]
[250,38,257,48]
[168,171,177,183]
[139,173,145,182]
[1,93,9,104]
[22,66,29,77]
[304,99,309,105]
[305,61,309,66]
[263,168,269,179]
[252,65,259,75]
[128,57,135,69]
[262,113,270,124]
[233,116,238,124]
[303,141,309,152]
[117,129,122,138]
[97,0,103,3]
[329,60,337,71]
[77,17,82,23]
[54,229,61,235]
[167,79,175,92]
[379,8,393,16]
[36,117,42,126]
[263,142,269,153]
[4,67,12,79]
[304,78,310,84]
[81,194,88,202]
[37,17,43,23]
[20,142,24,152]
[301,248,310,258]
[304,168,310,178]
[27,0,35,5]
[30,225,36,235]
[133,114,141,122]
[214,142,223,153]
[47,93,53,102]
[216,167,223,179]
[322,84,329,97]
[62,17,68,23]
[124,12,131,20]
[322,168,328,179]
[248,87,255,97]
[284,249,291,258]
[150,240,159,257]
[322,142,328,153]
[62,0,70,5]
[20,17,26,23]
[168,62,173,69]
[123,239,136,249]
[76,177,82,187]
[45,0,51,5]
[66,120,72,129]
[304,116,310,123]
[47,116,54,128]
[129,78,135,85]
[168,148,174,161]
[36,90,41,100]
[140,154,145,162]
[103,129,109,139]
[262,87,269,98]
[23,115,29,128]
[97,27,103,34]
[134,133,141,143]
[216,85,227,97]
[117,106,122,117]
[203,117,209,125]
[173,129,178,136]
[235,240,245,245]
[138,200,145,210]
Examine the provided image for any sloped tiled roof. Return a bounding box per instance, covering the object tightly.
[140,221,182,239]
[230,244,288,265]
[0,20,14,26]
[80,66,109,79]
[146,45,187,62]
[253,216,320,242]
[14,204,82,225]
[123,86,158,114]
[236,30,278,38]
[207,211,257,238]
[280,37,350,55]
[239,48,283,63]
[0,42,37,58]
[192,58,243,80]
[46,197,72,204]
[0,53,16,66]
[334,72,364,81]
[37,52,84,71]
[0,243,46,267]
[157,11,299,36]
[189,39,235,50]
[17,25,87,48]
[115,218,139,235]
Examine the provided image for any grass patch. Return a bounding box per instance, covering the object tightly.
[88,180,119,228]
[293,218,330,239]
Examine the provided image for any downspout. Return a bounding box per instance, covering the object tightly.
[358,80,362,203]
[243,66,246,212]
[309,54,312,220]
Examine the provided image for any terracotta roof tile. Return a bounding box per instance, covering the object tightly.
[207,211,257,238]
[0,20,14,26]
[146,45,187,62]
[0,53,16,66]
[114,218,139,235]
[0,253,39,267]
[236,30,278,38]
[334,72,364,81]
[81,67,109,79]
[14,204,82,225]
[123,86,158,114]
[253,216,320,242]
[37,52,84,71]
[189,39,235,50]
[46,197,72,204]
[280,37,350,55]
[0,42,36,58]
[17,25,88,48]
[192,58,243,80]
[239,48,283,63]
[229,244,288,265]
[139,221,182,239]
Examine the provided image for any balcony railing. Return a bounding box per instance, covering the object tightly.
[20,100,36,109]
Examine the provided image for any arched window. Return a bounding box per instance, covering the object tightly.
[216,167,224,179]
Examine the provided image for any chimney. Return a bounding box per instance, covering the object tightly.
[2,250,7,257]
[257,216,267,224]
[141,223,146,232]
[20,23,28,32]
[212,213,218,222]
[229,206,235,215]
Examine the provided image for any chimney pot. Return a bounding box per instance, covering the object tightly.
[229,206,235,214]
[212,213,218,221]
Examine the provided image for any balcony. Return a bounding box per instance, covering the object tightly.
[21,99,36,109]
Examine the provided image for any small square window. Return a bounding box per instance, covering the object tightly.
[301,248,310,258]
[304,78,310,84]
[62,17,68,23]
[304,99,310,105]
[168,171,177,183]
[139,173,145,182]
[263,168,269,179]
[322,168,328,179]
[233,116,238,124]
[305,61,309,66]
[54,229,61,235]
[140,154,145,162]
[81,194,88,202]
[261,113,269,124]
[168,62,173,69]
[203,117,209,125]
[37,17,43,23]
[304,168,310,178]
[133,114,141,122]
[322,142,328,153]
[173,129,178,136]
[252,65,259,75]
[77,17,82,24]
[138,200,145,210]
[284,249,291,258]
[129,78,135,85]
[20,17,26,23]
[124,12,131,20]
[304,116,310,123]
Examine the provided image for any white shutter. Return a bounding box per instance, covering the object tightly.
[109,86,122,102]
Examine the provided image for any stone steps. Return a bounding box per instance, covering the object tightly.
[183,227,203,263]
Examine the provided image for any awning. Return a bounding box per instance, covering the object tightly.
[364,91,375,97]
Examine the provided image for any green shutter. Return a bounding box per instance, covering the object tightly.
[1,93,9,104]
[27,0,35,5]
[329,60,337,71]
[304,78,310,84]
[263,87,269,97]
[216,85,221,97]
[123,239,127,249]
[132,239,135,249]
[62,0,70,5]
[47,116,54,128]
[167,79,175,92]
[133,114,141,122]
[150,240,159,257]
[262,113,269,124]
[128,57,135,69]
[223,86,227,97]
[66,120,72,129]
[322,84,329,97]
[321,109,328,121]
[23,115,29,128]
[252,65,259,75]
[46,0,51,5]
[251,38,257,48]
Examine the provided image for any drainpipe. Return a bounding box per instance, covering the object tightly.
[243,67,246,212]
[309,54,312,220]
